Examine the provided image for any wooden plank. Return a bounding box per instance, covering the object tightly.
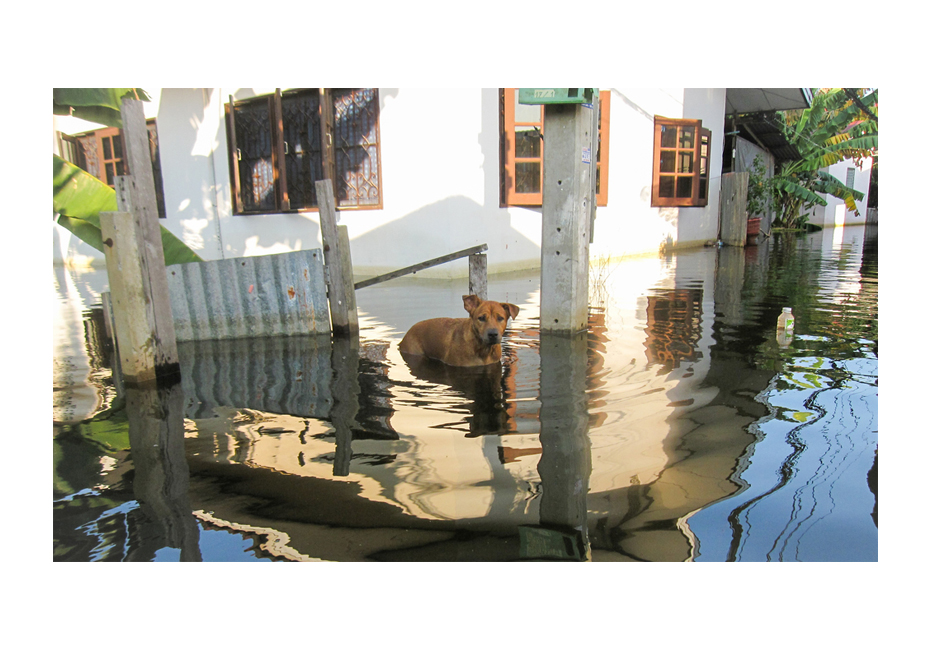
[719,172,749,247]
[101,209,152,383]
[98,98,180,385]
[226,96,244,214]
[354,244,488,290]
[316,179,359,336]
[468,252,488,299]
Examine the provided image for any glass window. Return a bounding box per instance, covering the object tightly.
[500,88,611,207]
[652,117,711,208]
[226,88,383,214]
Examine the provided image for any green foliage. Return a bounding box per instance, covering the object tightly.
[771,88,878,229]
[54,154,203,266]
[53,88,150,128]
[53,88,203,265]
[746,155,778,217]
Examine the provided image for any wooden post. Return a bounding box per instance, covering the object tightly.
[99,99,179,385]
[540,100,597,333]
[720,171,749,247]
[329,335,360,476]
[126,382,201,560]
[316,179,359,337]
[468,252,488,300]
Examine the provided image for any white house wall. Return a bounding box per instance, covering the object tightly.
[54,88,728,276]
[809,157,873,228]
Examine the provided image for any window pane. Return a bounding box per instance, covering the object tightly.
[514,91,542,123]
[660,150,676,173]
[333,88,381,208]
[102,136,113,160]
[515,162,541,193]
[114,159,124,176]
[677,152,693,174]
[112,135,123,160]
[515,126,542,158]
[660,124,677,148]
[676,176,692,198]
[233,98,276,211]
[658,175,675,198]
[679,127,695,149]
[281,90,323,209]
[105,162,115,186]
[699,178,707,199]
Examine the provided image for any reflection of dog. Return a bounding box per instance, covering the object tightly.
[398,295,520,367]
[401,354,509,436]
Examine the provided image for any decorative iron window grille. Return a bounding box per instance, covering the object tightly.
[225,88,383,214]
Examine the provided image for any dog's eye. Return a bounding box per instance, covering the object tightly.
[478,315,487,322]
[496,315,504,322]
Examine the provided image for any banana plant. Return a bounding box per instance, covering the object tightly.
[771,88,878,228]
[53,88,203,265]
[54,154,203,265]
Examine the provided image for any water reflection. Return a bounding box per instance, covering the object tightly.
[53,225,878,561]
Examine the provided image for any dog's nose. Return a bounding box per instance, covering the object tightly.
[487,329,500,343]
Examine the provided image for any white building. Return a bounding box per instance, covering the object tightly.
[53,87,814,277]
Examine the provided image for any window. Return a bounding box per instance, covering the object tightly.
[846,167,856,189]
[500,88,610,207]
[651,117,711,208]
[225,88,382,214]
[61,120,166,218]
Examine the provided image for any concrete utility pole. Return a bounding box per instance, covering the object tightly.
[536,90,599,334]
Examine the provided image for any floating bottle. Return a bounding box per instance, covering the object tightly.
[777,307,795,332]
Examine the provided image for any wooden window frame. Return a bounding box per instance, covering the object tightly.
[500,88,610,207]
[65,120,166,218]
[225,88,383,215]
[651,116,711,208]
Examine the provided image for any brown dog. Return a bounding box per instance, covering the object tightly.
[398,295,520,367]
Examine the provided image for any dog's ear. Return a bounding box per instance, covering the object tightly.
[462,294,481,314]
[503,303,520,320]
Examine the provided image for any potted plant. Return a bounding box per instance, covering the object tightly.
[745,155,774,244]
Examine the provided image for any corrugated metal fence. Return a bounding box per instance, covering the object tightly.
[165,248,331,341]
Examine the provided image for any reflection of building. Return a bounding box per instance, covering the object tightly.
[643,289,703,372]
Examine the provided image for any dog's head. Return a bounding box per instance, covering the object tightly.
[463,294,520,346]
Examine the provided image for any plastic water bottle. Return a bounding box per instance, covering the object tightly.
[777,307,795,332]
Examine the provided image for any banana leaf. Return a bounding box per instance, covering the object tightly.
[771,176,828,207]
[815,171,865,215]
[54,154,203,265]
[795,134,878,171]
[53,88,150,128]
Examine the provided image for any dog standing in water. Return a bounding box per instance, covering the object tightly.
[398,295,520,367]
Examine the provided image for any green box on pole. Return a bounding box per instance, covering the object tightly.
[518,88,598,105]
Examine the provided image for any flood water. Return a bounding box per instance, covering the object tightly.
[53,225,878,561]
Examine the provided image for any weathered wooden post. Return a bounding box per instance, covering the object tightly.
[99,99,180,385]
[529,88,599,334]
[126,382,200,560]
[316,179,359,337]
[720,171,749,247]
[468,252,488,300]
